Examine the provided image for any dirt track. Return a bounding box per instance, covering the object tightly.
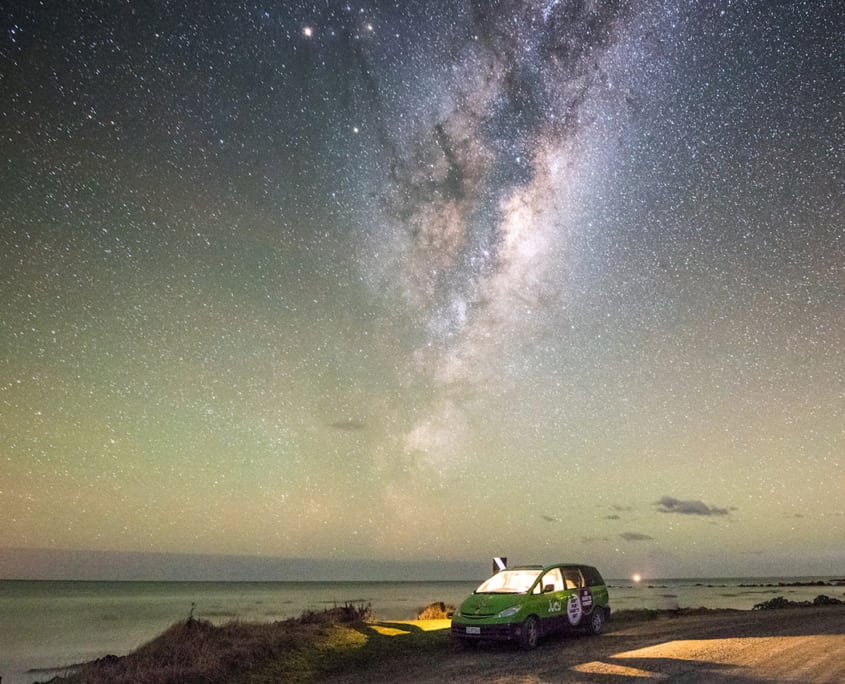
[329,606,845,683]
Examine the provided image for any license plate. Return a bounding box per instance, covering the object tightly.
[466,626,481,635]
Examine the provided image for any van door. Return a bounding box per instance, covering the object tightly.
[536,567,568,633]
[562,567,588,627]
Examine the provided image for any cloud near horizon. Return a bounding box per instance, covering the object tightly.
[620,532,654,542]
[330,419,367,432]
[656,496,731,516]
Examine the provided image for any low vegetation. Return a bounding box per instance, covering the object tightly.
[753,594,844,611]
[416,601,455,619]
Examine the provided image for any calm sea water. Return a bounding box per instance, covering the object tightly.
[1,577,843,684]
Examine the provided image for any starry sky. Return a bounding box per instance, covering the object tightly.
[1,0,843,580]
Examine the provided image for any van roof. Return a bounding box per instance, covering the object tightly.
[503,563,599,571]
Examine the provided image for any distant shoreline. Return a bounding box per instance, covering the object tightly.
[3,548,844,583]
[608,578,845,589]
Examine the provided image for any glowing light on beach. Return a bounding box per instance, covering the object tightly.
[632,573,642,583]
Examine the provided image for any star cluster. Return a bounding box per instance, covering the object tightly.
[1,0,842,578]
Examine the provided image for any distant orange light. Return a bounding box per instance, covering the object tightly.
[632,573,642,583]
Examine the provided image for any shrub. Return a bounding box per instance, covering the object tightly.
[416,601,455,619]
[753,594,844,610]
[299,602,374,625]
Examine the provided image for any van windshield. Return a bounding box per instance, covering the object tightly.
[475,569,541,594]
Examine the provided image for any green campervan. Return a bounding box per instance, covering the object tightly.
[451,563,611,649]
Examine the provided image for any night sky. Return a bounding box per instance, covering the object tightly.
[1,0,842,580]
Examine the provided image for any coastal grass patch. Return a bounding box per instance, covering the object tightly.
[258,619,452,682]
[232,616,451,683]
[233,621,372,683]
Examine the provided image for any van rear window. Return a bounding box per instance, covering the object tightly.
[580,565,605,586]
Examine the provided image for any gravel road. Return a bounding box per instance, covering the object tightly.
[330,606,845,683]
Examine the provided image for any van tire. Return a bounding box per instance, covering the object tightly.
[587,608,605,635]
[520,616,540,650]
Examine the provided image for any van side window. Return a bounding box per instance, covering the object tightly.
[580,566,605,587]
[535,568,564,593]
[562,569,581,589]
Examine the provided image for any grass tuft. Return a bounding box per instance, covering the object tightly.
[416,601,455,619]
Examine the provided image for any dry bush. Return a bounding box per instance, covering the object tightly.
[416,601,455,619]
[299,602,373,624]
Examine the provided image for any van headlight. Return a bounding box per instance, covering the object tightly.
[497,605,521,618]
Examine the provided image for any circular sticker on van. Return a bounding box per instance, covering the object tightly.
[567,594,582,625]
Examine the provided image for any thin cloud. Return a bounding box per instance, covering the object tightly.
[330,419,367,431]
[620,532,653,542]
[604,504,633,520]
[656,496,730,516]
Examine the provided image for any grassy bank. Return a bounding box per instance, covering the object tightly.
[38,604,451,684]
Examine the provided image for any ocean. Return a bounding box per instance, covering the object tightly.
[1,576,843,684]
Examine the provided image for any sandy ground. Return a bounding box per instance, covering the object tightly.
[327,606,845,683]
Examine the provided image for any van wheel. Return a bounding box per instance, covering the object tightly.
[587,608,605,635]
[520,616,540,650]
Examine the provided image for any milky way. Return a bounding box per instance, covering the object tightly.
[1,0,842,578]
[361,1,644,476]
